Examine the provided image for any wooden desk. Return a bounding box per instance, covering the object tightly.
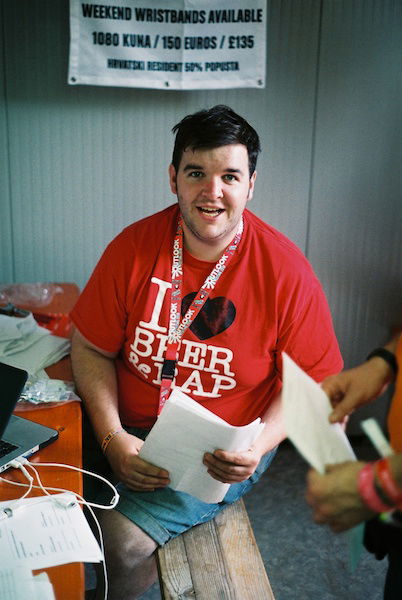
[0,283,85,599]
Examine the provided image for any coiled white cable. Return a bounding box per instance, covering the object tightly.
[0,457,119,599]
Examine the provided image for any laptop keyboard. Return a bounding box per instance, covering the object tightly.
[0,438,18,458]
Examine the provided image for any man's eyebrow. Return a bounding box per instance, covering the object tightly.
[183,163,204,172]
[225,168,243,174]
[182,163,244,175]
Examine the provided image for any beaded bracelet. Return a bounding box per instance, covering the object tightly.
[101,427,125,455]
[376,458,402,506]
[357,463,393,513]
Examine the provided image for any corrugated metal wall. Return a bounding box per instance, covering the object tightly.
[1,1,401,430]
[307,0,401,428]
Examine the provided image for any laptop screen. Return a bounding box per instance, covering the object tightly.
[0,362,28,438]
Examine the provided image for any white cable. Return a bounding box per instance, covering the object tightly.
[0,465,33,519]
[10,459,34,503]
[18,457,120,509]
[1,458,115,599]
[24,462,109,600]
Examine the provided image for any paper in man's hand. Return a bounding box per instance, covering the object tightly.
[282,352,364,571]
[139,387,265,503]
[282,352,355,473]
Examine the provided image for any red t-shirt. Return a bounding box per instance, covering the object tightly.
[71,204,343,427]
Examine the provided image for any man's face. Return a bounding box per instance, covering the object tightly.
[169,144,256,260]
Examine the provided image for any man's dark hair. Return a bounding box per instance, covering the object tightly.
[171,105,261,177]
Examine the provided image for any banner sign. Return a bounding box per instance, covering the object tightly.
[68,0,267,90]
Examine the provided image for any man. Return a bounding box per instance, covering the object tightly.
[306,332,402,599]
[71,105,343,598]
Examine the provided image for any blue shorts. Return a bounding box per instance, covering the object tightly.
[112,426,277,546]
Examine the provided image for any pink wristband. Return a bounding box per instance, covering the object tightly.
[358,463,392,513]
[376,458,402,506]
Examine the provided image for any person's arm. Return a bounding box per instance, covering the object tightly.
[324,332,400,424]
[306,454,402,532]
[203,393,285,483]
[71,329,169,491]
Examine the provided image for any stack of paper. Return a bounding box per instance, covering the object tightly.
[139,388,265,503]
[0,313,70,375]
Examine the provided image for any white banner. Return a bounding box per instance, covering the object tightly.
[68,0,267,90]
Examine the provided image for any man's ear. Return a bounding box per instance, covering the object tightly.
[169,164,177,194]
[247,170,257,201]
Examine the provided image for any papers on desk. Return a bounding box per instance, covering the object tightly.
[0,313,70,376]
[282,352,355,472]
[0,566,55,600]
[0,493,103,570]
[139,388,265,503]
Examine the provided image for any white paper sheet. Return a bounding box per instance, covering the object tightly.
[282,352,364,570]
[0,493,103,570]
[0,313,70,375]
[0,566,55,600]
[282,352,356,472]
[139,388,265,503]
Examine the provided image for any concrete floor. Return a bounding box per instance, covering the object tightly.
[243,439,388,600]
[87,438,389,599]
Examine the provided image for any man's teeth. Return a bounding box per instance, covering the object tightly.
[199,208,223,214]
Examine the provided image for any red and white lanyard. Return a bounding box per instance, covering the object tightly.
[158,216,244,414]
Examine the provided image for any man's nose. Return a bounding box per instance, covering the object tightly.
[201,177,223,199]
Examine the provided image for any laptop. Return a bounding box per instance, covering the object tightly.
[0,361,59,473]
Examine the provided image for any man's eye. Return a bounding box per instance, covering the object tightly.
[188,171,203,178]
[223,174,237,182]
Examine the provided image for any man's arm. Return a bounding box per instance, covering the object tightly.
[71,329,169,491]
[324,332,400,424]
[305,332,401,531]
[306,461,375,532]
[306,454,402,532]
[203,393,285,483]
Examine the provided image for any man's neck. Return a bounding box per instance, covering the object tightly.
[181,219,243,263]
[183,236,229,263]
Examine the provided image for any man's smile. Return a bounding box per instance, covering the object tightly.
[197,207,225,216]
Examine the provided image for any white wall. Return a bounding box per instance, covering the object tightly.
[1,0,401,431]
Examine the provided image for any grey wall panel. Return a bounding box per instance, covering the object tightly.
[0,3,14,283]
[308,0,401,430]
[2,0,319,289]
[258,0,321,249]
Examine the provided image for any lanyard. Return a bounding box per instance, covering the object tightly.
[158,216,244,413]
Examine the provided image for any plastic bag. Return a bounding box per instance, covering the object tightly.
[0,283,63,308]
[16,375,81,410]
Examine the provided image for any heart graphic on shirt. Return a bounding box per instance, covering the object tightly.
[181,293,236,341]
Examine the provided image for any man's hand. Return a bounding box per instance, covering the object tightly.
[305,461,375,532]
[105,431,170,492]
[203,446,262,484]
[322,358,392,424]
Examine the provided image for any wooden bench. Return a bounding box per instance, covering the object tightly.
[157,498,276,599]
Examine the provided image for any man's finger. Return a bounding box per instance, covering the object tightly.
[328,396,360,423]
